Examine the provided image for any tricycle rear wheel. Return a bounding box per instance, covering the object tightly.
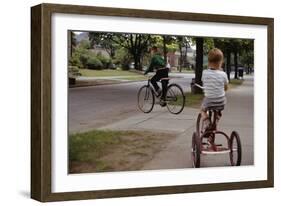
[192,132,201,168]
[229,131,242,166]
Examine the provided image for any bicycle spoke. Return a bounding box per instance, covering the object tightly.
[137,86,154,113]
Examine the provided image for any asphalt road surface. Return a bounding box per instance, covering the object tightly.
[69,73,194,133]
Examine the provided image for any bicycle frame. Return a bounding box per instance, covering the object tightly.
[206,110,221,131]
[146,78,169,98]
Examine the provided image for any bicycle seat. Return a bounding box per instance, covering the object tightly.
[207,105,224,111]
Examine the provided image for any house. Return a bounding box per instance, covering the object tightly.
[167,47,196,70]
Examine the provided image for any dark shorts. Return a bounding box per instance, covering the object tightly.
[201,96,226,112]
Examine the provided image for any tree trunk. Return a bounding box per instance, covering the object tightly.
[163,36,168,63]
[226,49,231,80]
[177,38,184,72]
[183,43,189,67]
[110,47,115,59]
[246,65,249,74]
[133,54,142,70]
[234,51,238,79]
[193,37,204,94]
[68,31,72,58]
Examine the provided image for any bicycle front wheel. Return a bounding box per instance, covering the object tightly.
[137,85,155,113]
[166,84,185,114]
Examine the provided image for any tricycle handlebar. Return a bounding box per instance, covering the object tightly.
[194,83,205,89]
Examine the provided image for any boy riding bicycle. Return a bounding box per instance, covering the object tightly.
[144,46,169,107]
[201,48,229,128]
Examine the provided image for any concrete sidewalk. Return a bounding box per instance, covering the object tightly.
[99,78,254,169]
[76,72,195,81]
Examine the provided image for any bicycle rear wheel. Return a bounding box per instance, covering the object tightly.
[137,85,155,113]
[166,84,185,114]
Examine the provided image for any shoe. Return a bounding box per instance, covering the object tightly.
[159,99,167,107]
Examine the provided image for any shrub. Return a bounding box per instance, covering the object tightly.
[79,53,90,68]
[109,61,116,70]
[86,56,103,70]
[69,42,116,70]
[69,65,79,73]
[114,48,132,70]
[69,54,82,68]
[68,65,81,79]
[121,58,131,70]
[96,52,111,69]
[69,40,92,69]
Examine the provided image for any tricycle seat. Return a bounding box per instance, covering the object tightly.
[207,105,224,111]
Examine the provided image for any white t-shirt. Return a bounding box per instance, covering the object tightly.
[202,69,229,98]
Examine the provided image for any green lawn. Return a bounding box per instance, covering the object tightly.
[69,129,176,173]
[229,79,244,85]
[79,69,141,77]
[69,130,131,173]
[167,92,203,108]
[185,92,205,108]
[229,79,244,89]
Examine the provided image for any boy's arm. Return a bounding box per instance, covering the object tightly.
[202,70,206,85]
[224,84,228,91]
[224,72,229,91]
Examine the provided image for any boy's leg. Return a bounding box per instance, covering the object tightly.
[201,109,211,131]
[201,98,211,130]
[151,72,161,93]
[201,98,209,120]
[217,110,222,120]
[161,80,168,100]
[160,69,169,100]
[201,109,208,120]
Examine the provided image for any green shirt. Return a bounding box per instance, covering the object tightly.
[144,53,165,74]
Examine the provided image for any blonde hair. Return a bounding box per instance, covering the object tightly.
[208,48,224,64]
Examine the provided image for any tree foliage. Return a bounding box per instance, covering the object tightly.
[88,32,151,70]
[88,32,118,58]
[214,38,254,79]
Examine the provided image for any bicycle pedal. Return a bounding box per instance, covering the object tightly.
[159,101,167,107]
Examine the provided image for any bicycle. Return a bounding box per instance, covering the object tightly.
[137,77,185,114]
[191,84,242,168]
